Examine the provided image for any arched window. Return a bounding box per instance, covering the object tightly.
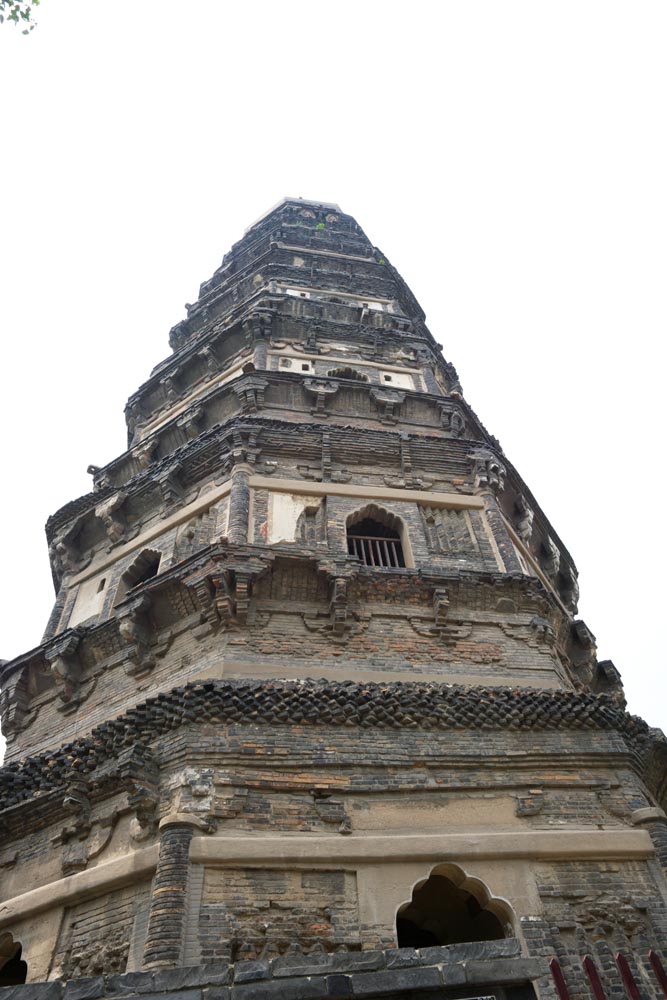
[114,549,161,606]
[0,934,27,986]
[396,866,512,948]
[346,506,406,568]
[327,366,369,382]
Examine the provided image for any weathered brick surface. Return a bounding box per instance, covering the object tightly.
[143,826,195,971]
[518,858,667,1000]
[0,677,658,812]
[199,868,359,963]
[0,942,533,1000]
[1,200,664,993]
[51,882,153,980]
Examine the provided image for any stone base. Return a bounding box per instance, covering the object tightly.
[0,942,542,1000]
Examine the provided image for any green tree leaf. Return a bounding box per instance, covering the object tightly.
[0,0,38,32]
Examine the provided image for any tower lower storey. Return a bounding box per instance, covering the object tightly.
[1,677,667,1000]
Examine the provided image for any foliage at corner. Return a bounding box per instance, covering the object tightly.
[0,0,39,33]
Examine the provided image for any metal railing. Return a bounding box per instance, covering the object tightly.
[347,534,404,568]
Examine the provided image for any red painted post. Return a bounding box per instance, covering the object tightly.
[583,955,608,1000]
[549,957,572,1000]
[615,953,641,1000]
[649,951,667,999]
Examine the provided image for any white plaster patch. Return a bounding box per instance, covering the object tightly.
[68,574,107,627]
[279,355,313,372]
[380,370,414,390]
[210,497,229,539]
[267,492,314,543]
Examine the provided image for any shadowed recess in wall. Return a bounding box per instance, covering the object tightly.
[396,864,513,947]
[0,935,27,987]
[114,549,162,606]
[326,366,369,382]
[346,506,406,568]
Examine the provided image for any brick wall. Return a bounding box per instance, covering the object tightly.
[199,868,359,963]
[51,881,152,979]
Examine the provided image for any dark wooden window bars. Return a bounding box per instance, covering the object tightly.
[347,534,404,568]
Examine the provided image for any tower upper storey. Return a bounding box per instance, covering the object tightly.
[171,197,427,351]
[123,198,451,449]
[0,201,620,764]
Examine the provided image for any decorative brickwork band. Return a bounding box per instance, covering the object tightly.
[227,466,251,544]
[0,680,662,814]
[142,820,195,970]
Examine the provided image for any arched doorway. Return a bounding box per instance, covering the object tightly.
[396,865,513,948]
[0,934,27,986]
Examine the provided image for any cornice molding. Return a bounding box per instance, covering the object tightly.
[0,677,660,813]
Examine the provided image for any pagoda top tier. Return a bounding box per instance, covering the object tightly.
[164,198,427,359]
[243,197,343,232]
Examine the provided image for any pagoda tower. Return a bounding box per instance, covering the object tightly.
[1,200,667,1000]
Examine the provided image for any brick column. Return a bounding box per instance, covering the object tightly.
[469,448,522,575]
[421,365,440,395]
[481,491,523,574]
[252,337,268,369]
[142,814,206,971]
[227,464,251,544]
[632,807,667,875]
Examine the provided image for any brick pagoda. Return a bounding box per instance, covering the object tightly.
[1,199,666,1000]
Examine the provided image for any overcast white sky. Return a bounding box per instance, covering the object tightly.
[1,2,665,763]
